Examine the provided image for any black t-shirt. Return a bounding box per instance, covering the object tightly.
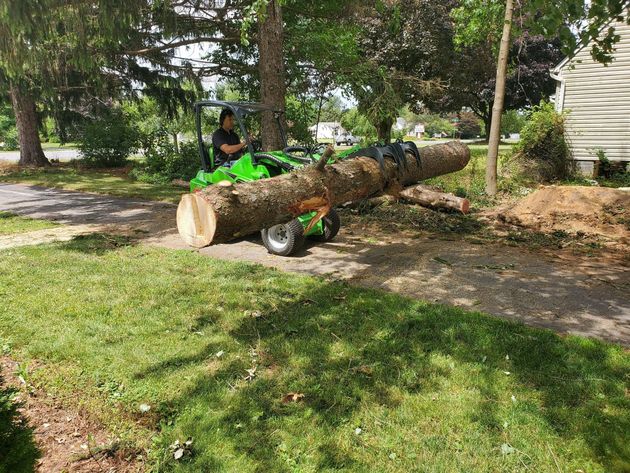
[212,127,242,164]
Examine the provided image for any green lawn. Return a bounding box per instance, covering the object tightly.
[0,165,183,203]
[40,142,78,150]
[426,145,516,207]
[0,234,628,472]
[0,211,59,235]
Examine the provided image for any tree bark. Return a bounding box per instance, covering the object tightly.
[258,0,286,151]
[483,112,492,140]
[376,117,394,144]
[399,184,470,214]
[177,141,470,247]
[9,85,49,167]
[485,0,513,195]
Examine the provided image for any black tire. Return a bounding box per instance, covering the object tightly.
[309,209,341,242]
[261,219,305,256]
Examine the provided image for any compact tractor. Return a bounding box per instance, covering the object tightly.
[189,100,360,256]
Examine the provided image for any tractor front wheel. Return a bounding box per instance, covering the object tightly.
[310,209,341,242]
[261,219,305,256]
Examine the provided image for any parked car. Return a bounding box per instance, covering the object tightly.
[335,133,360,146]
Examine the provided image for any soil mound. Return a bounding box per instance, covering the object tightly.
[498,186,629,239]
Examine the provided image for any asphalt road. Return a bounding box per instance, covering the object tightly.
[0,148,80,162]
[0,182,174,226]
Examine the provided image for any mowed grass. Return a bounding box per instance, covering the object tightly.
[0,211,59,235]
[0,165,183,203]
[0,235,629,472]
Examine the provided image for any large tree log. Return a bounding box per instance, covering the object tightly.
[177,141,470,247]
[400,184,470,214]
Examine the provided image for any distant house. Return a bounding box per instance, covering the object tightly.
[551,16,630,176]
[412,124,425,139]
[309,122,345,141]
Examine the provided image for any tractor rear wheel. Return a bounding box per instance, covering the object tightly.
[310,209,341,242]
[261,219,305,256]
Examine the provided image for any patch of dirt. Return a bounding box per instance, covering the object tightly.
[0,357,144,473]
[496,186,630,242]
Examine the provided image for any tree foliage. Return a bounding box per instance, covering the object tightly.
[452,0,630,64]
[515,101,573,181]
[78,109,140,167]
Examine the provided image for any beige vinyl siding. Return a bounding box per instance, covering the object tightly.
[555,19,630,162]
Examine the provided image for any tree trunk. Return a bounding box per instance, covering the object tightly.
[177,141,470,247]
[258,0,286,151]
[172,133,179,153]
[376,117,393,144]
[485,0,513,195]
[483,115,491,140]
[399,184,470,214]
[9,85,49,167]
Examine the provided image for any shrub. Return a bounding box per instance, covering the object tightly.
[501,109,526,136]
[423,115,456,137]
[514,101,573,181]
[1,127,19,150]
[457,112,482,139]
[132,139,199,183]
[78,110,139,167]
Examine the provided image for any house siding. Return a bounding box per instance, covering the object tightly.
[554,19,630,165]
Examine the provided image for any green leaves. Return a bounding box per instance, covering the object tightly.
[452,0,629,64]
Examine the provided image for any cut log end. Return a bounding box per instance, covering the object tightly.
[177,193,216,248]
[461,199,470,214]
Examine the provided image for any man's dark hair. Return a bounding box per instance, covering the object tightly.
[219,108,234,126]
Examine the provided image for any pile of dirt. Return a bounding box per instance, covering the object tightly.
[497,185,630,240]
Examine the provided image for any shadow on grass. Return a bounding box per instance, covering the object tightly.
[10,234,626,471]
[0,376,40,473]
[140,271,629,471]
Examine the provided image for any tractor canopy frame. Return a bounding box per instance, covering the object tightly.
[194,100,287,171]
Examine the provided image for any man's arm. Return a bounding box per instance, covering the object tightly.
[220,142,247,155]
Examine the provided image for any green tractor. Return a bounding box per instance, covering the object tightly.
[189,100,359,256]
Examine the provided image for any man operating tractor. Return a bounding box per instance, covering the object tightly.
[212,108,250,166]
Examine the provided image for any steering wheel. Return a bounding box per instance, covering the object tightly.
[283,146,315,163]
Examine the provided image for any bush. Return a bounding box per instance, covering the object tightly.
[514,101,573,181]
[501,109,526,136]
[131,139,199,183]
[1,127,19,151]
[78,110,139,167]
[422,115,456,138]
[457,112,481,139]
